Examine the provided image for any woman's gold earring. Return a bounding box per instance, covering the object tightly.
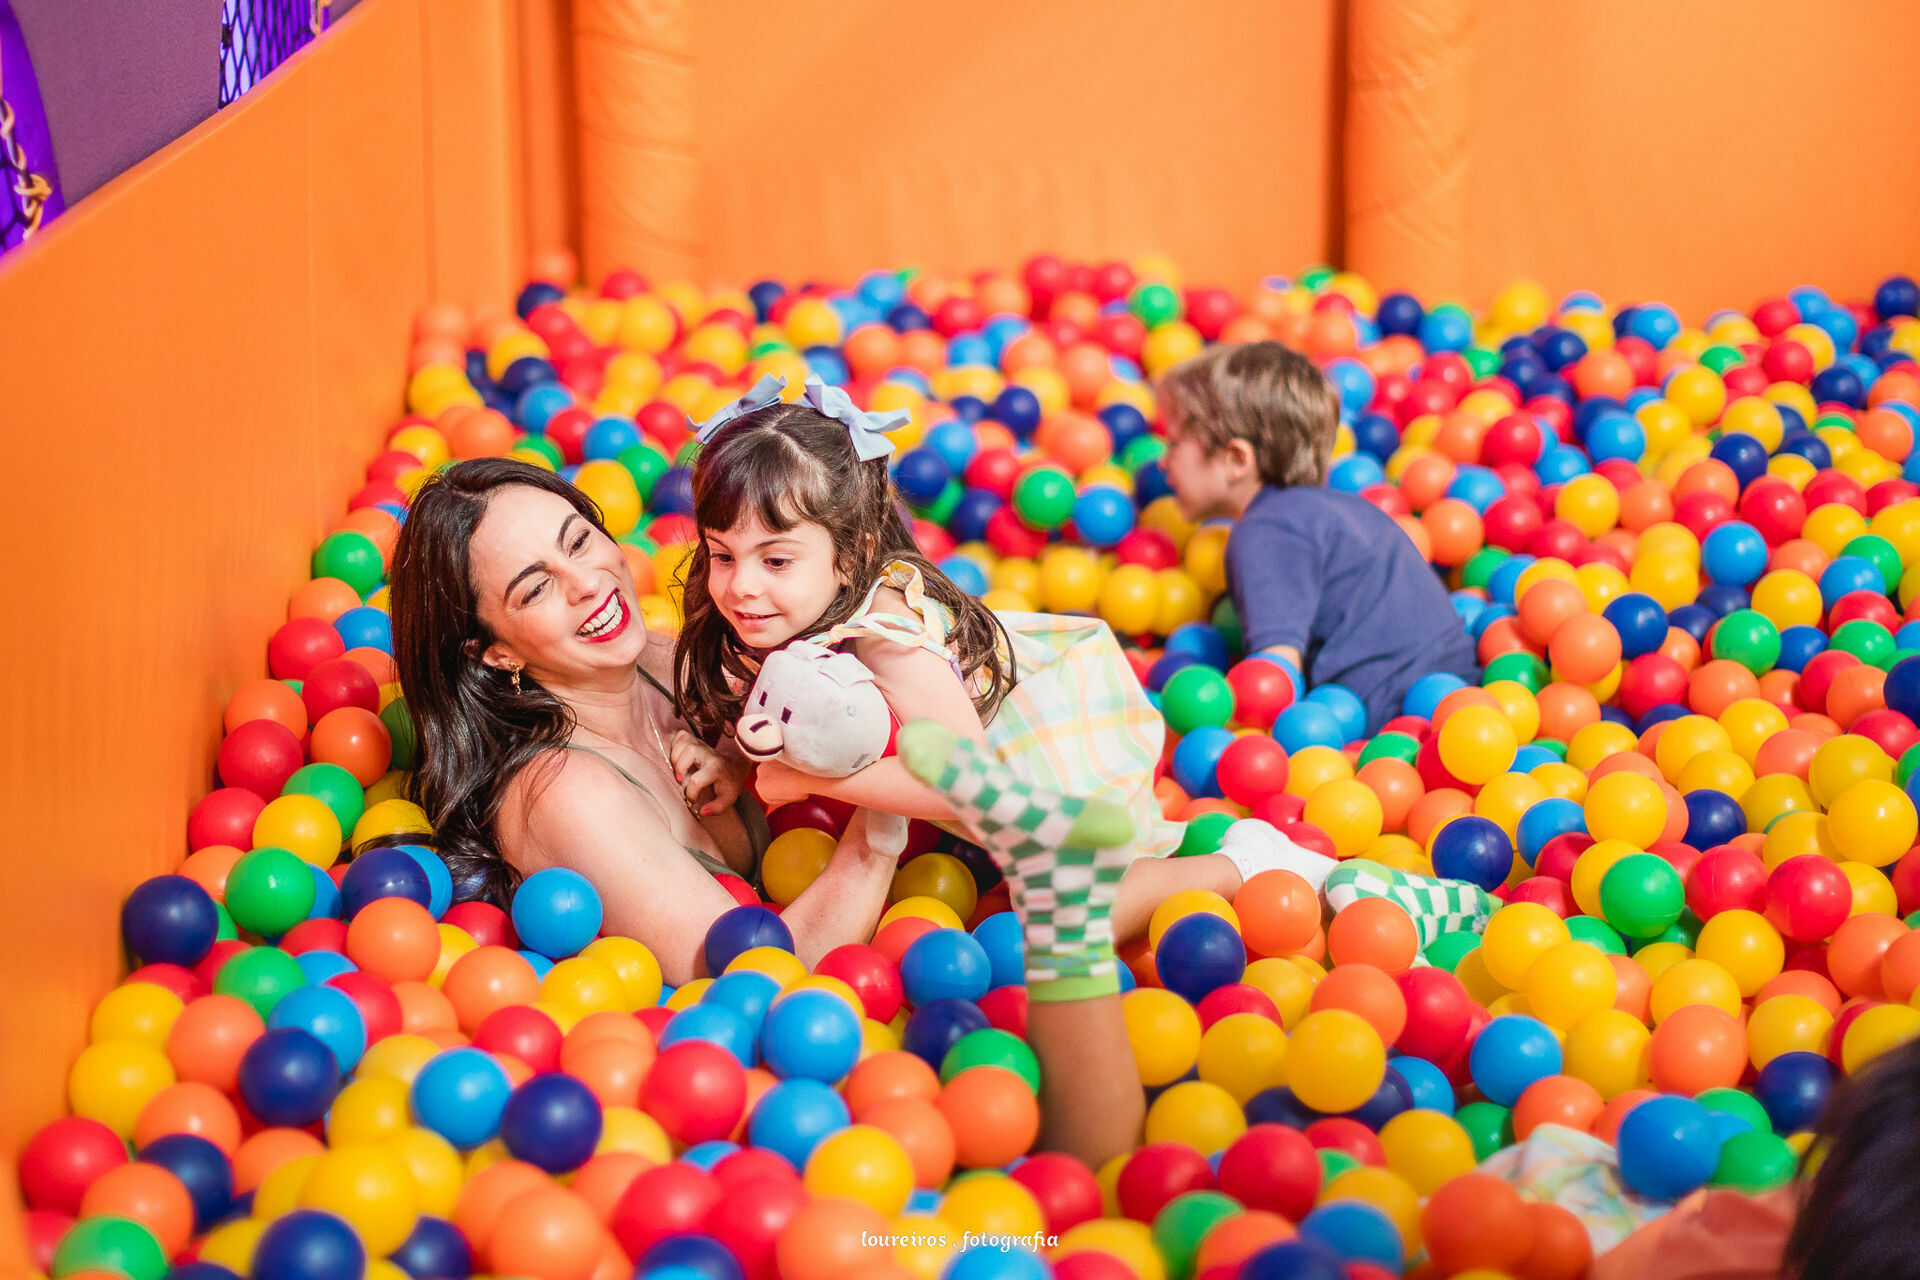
[509,664,523,694]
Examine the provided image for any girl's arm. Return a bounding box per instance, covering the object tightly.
[505,753,896,985]
[756,639,989,819]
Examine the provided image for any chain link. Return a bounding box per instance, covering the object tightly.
[0,44,52,240]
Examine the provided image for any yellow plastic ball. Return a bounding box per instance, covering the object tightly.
[1196,1012,1288,1105]
[68,1039,175,1138]
[1809,735,1894,808]
[198,1219,265,1274]
[1742,774,1817,835]
[1653,715,1734,783]
[580,936,664,1011]
[297,1143,419,1256]
[253,794,344,869]
[938,1172,1044,1241]
[1121,988,1203,1086]
[1719,698,1792,766]
[762,827,837,906]
[382,1126,463,1218]
[1665,366,1728,426]
[1144,1080,1247,1152]
[357,1034,440,1084]
[328,1076,414,1146]
[1842,1003,1920,1073]
[1747,994,1835,1071]
[1321,1165,1423,1254]
[1056,1220,1166,1280]
[539,956,626,1016]
[1304,779,1385,859]
[1826,779,1918,865]
[724,946,808,989]
[1284,745,1355,797]
[597,1106,673,1161]
[1584,772,1666,848]
[1650,958,1743,1023]
[1141,321,1204,377]
[1378,1109,1476,1196]
[1285,1009,1385,1114]
[1437,705,1519,785]
[890,852,978,923]
[803,1124,916,1217]
[1570,840,1638,920]
[1525,940,1618,1029]
[1097,564,1161,636]
[89,984,184,1049]
[1038,546,1103,614]
[1479,903,1571,990]
[880,897,966,931]
[351,798,432,848]
[1562,1007,1653,1100]
[1692,909,1785,997]
[1555,474,1622,538]
[1242,957,1316,1030]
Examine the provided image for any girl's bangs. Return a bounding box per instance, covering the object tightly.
[696,434,835,535]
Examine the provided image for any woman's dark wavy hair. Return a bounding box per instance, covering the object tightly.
[1784,1037,1920,1280]
[674,401,1014,742]
[381,458,605,906]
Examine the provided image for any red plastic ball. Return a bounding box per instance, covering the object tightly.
[985,507,1048,559]
[813,944,904,1024]
[1765,856,1853,943]
[443,902,517,949]
[1226,660,1296,732]
[1535,834,1595,884]
[18,1118,129,1214]
[640,1041,746,1145]
[1010,1152,1105,1235]
[1116,1141,1215,1223]
[1685,847,1769,920]
[1675,491,1736,539]
[1195,984,1282,1030]
[1482,414,1545,467]
[126,963,207,1004]
[1798,651,1863,716]
[611,1162,723,1259]
[1739,479,1807,544]
[216,720,305,798]
[1618,653,1690,721]
[325,971,404,1045]
[1215,1124,1320,1222]
[976,984,1028,1038]
[301,658,381,726]
[1304,1117,1383,1167]
[1505,875,1575,918]
[268,617,347,681]
[1483,495,1545,551]
[1217,737,1291,807]
[187,788,265,852]
[1805,471,1868,514]
[280,919,349,956]
[1850,709,1920,760]
[474,1005,565,1075]
[1526,518,1587,561]
[1395,967,1474,1061]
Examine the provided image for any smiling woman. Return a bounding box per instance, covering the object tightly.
[382,457,900,984]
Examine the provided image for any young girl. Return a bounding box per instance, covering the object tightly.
[673,375,1493,990]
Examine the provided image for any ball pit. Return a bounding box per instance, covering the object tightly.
[22,255,1920,1280]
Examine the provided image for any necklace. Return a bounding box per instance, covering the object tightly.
[638,688,703,819]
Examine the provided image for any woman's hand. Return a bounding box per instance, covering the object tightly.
[750,757,816,811]
[669,730,746,818]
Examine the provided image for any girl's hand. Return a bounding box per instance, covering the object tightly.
[751,758,816,811]
[669,730,746,817]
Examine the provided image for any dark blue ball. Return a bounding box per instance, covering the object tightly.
[1537,328,1588,372]
[515,281,566,318]
[1709,433,1769,489]
[1099,403,1151,453]
[1245,1087,1322,1129]
[1599,704,1637,728]
[1635,703,1689,734]
[747,280,786,321]
[1810,364,1867,410]
[991,386,1043,439]
[464,349,493,388]
[1755,1051,1836,1134]
[1694,581,1751,619]
[704,906,794,977]
[949,488,1003,544]
[1667,604,1716,644]
[639,1234,747,1280]
[1886,656,1920,721]
[900,997,989,1069]
[122,875,220,968]
[1429,815,1514,891]
[1341,1066,1414,1130]
[1351,412,1400,461]
[948,394,989,423]
[1146,651,1201,692]
[884,302,930,330]
[1572,396,1625,440]
[497,355,557,397]
[1375,292,1424,337]
[1777,624,1828,673]
[1135,461,1172,505]
[251,1209,366,1280]
[1777,431,1833,470]
[1875,274,1920,321]
[500,1073,603,1173]
[1242,1238,1348,1280]
[139,1133,232,1232]
[652,466,696,516]
[338,848,432,919]
[1683,789,1746,852]
[390,1215,473,1280]
[1603,592,1668,659]
[893,449,953,505]
[238,1028,341,1128]
[1156,913,1246,1003]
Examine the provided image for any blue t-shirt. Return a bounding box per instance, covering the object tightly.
[1226,485,1479,733]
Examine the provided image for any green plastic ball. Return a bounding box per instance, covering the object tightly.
[1698,1087,1772,1136]
[225,846,319,939]
[1566,914,1626,955]
[941,1028,1041,1092]
[51,1215,167,1280]
[1421,932,1480,972]
[1129,282,1183,329]
[1151,1191,1242,1280]
[1358,732,1421,767]
[514,433,564,467]
[675,438,702,467]
[1483,651,1550,693]
[1456,1100,1515,1162]
[916,479,963,526]
[1012,467,1076,531]
[1710,1130,1797,1193]
[1598,853,1686,938]
[1120,436,1168,472]
[1317,1148,1360,1182]
[617,442,671,498]
[1815,412,1856,434]
[1462,345,1501,379]
[1899,743,1920,788]
[284,763,366,838]
[214,902,239,942]
[1697,344,1746,375]
[380,697,417,772]
[213,945,308,1019]
[1528,737,1570,761]
[1708,609,1781,676]
[312,530,383,597]
[1842,534,1903,592]
[1298,266,1337,292]
[1161,666,1235,735]
[1830,618,1896,669]
[1177,812,1237,858]
[1462,548,1511,591]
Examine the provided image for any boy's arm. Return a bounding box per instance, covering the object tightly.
[1259,644,1304,672]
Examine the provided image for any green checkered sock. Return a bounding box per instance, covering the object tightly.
[1323,858,1496,949]
[898,720,1135,1002]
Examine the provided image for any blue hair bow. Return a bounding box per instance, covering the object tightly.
[688,373,909,462]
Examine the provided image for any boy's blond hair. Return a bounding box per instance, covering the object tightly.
[1159,341,1340,488]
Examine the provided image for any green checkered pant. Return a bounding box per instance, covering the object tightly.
[1324,858,1496,949]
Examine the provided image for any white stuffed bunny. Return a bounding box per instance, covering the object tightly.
[736,640,908,856]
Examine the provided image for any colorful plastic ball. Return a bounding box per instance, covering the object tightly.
[389,1216,473,1280]
[1285,1010,1386,1114]
[1240,1239,1346,1280]
[1161,665,1235,735]
[1470,1015,1563,1106]
[638,1041,748,1147]
[1299,1200,1404,1272]
[250,1208,366,1280]
[1617,1095,1722,1200]
[760,990,863,1083]
[409,1046,512,1148]
[703,906,794,978]
[1429,816,1514,891]
[1753,1050,1835,1133]
[1275,702,1347,753]
[898,929,992,1006]
[266,985,367,1074]
[1598,854,1686,938]
[500,1072,603,1173]
[510,867,603,959]
[19,1116,130,1215]
[1156,912,1248,1004]
[136,1132,232,1232]
[122,876,221,969]
[1171,726,1235,798]
[745,1077,850,1170]
[237,1027,339,1128]
[659,1003,757,1067]
[1217,736,1291,807]
[1764,856,1853,942]
[1436,705,1519,783]
[49,1214,169,1280]
[337,847,432,920]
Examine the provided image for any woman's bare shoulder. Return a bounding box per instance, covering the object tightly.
[498,747,643,847]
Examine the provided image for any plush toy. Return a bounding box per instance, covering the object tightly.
[735,640,908,855]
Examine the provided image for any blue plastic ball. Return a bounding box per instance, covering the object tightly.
[946,1245,1050,1280]
[939,554,990,598]
[1700,521,1768,587]
[500,1072,603,1172]
[899,929,993,1006]
[1305,686,1368,743]
[514,383,573,432]
[1516,798,1586,866]
[332,606,393,655]
[583,416,641,461]
[949,489,1003,544]
[1707,434,1768,491]
[1429,816,1514,891]
[294,950,356,986]
[1147,651,1201,693]
[1274,702,1345,753]
[1402,672,1468,721]
[991,387,1043,439]
[510,868,604,959]
[1299,1201,1404,1271]
[1072,487,1135,548]
[1876,274,1920,320]
[251,1210,366,1280]
[971,912,1026,990]
[1244,1087,1321,1130]
[639,1235,748,1280]
[1754,1050,1835,1134]
[410,1046,513,1148]
[1885,655,1920,721]
[1819,556,1885,609]
[759,989,863,1082]
[1155,912,1247,1004]
[925,420,979,474]
[746,1078,850,1168]
[238,1027,341,1128]
[390,845,452,919]
[1777,624,1828,673]
[679,1141,741,1172]
[700,970,784,1038]
[659,1004,758,1067]
[1667,603,1716,644]
[704,905,794,977]
[1165,622,1230,670]
[1100,404,1152,453]
[1389,1056,1454,1114]
[1469,1015,1562,1106]
[1241,1239,1348,1280]
[893,449,952,505]
[900,997,990,1070]
[1617,1095,1722,1199]
[138,1133,232,1232]
[339,848,432,920]
[1376,293,1423,337]
[1171,726,1236,798]
[1683,789,1746,852]
[1584,412,1646,464]
[267,985,369,1073]
[121,875,220,969]
[390,1215,473,1280]
[1340,1066,1414,1131]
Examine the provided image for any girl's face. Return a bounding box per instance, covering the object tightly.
[467,485,648,680]
[704,512,845,650]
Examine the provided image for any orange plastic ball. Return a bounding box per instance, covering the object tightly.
[289,577,364,624]
[225,679,310,743]
[233,1127,325,1195]
[166,994,265,1094]
[309,707,394,787]
[1356,758,1424,833]
[443,947,542,1033]
[1825,913,1908,1000]
[1308,963,1407,1044]
[454,1161,551,1262]
[1519,1201,1595,1280]
[1326,898,1420,975]
[1519,579,1589,647]
[775,1197,891,1280]
[1421,1172,1535,1275]
[1649,1005,1748,1096]
[1233,871,1323,958]
[1688,660,1762,719]
[1548,614,1623,685]
[487,1186,603,1280]
[845,1051,943,1118]
[1536,683,1602,740]
[1400,455,1457,512]
[348,898,442,984]
[861,1097,958,1188]
[135,1081,242,1154]
[936,1068,1040,1168]
[78,1162,195,1259]
[1421,499,1485,567]
[1512,1075,1604,1140]
[1827,665,1888,729]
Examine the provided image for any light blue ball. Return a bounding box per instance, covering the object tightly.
[747,1078,849,1168]
[410,1047,513,1148]
[510,867,603,959]
[759,989,862,1082]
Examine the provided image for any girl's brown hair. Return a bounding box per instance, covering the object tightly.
[674,401,1014,741]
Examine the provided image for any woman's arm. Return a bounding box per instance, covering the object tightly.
[504,753,898,987]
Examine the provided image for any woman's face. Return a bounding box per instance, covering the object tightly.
[467,485,647,682]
